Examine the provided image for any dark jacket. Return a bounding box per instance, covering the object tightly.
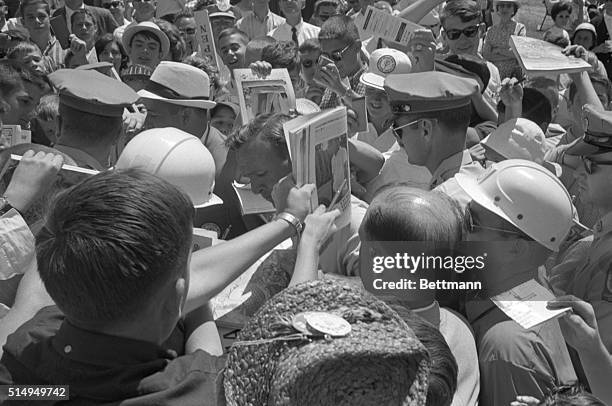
[590,14,612,80]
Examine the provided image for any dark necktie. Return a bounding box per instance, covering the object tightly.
[291,26,298,46]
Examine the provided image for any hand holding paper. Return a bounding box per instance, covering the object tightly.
[547,295,601,352]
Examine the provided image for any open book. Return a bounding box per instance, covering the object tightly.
[232,182,276,215]
[234,68,296,124]
[283,107,351,229]
[510,35,592,76]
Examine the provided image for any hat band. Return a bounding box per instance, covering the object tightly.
[144,80,210,101]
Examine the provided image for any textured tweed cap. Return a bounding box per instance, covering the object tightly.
[223,279,431,406]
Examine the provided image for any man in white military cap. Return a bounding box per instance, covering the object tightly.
[138,61,227,177]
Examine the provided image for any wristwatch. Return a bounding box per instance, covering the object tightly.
[0,196,16,216]
[275,212,304,236]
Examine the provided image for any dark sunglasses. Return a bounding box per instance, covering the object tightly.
[320,42,352,62]
[445,24,479,41]
[103,1,122,7]
[582,156,612,174]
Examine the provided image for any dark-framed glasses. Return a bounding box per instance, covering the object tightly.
[445,24,479,40]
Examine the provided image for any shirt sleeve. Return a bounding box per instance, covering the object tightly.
[0,209,35,281]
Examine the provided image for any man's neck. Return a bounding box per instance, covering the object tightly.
[32,30,52,50]
[66,1,84,10]
[427,144,463,176]
[56,134,113,168]
[254,6,269,19]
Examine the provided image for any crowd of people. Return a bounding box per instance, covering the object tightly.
[0,0,611,404]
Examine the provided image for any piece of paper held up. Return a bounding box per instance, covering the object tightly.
[510,35,591,75]
[491,279,571,329]
[361,6,422,46]
[233,182,276,215]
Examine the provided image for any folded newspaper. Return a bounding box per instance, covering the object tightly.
[232,182,276,215]
[283,106,352,229]
[510,35,592,76]
[234,68,296,124]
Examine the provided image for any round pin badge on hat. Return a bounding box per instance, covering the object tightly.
[304,312,352,337]
[377,55,397,74]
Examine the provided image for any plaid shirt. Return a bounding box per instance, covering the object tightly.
[318,64,367,110]
[41,37,67,73]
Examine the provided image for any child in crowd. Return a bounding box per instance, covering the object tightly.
[298,38,325,105]
[482,0,525,79]
[210,101,239,136]
[30,94,59,146]
[543,1,572,48]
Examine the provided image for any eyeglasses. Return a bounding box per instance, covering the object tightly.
[391,118,421,139]
[103,1,122,7]
[582,156,612,174]
[320,42,352,62]
[467,214,528,238]
[445,24,480,41]
[180,28,196,35]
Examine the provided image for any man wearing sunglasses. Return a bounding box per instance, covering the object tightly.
[456,159,579,406]
[384,71,483,192]
[440,0,501,110]
[549,107,612,356]
[317,15,367,110]
[102,0,129,28]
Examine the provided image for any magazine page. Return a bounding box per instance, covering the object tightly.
[307,107,352,229]
[510,35,591,75]
[234,68,297,124]
[232,181,276,215]
[361,6,422,46]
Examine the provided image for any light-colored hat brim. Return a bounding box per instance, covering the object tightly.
[138,89,217,109]
[359,72,384,90]
[455,172,517,229]
[194,193,224,209]
[123,24,171,60]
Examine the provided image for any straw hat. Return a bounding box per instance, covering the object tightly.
[223,279,431,406]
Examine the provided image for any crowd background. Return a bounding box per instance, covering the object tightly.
[0,0,611,405]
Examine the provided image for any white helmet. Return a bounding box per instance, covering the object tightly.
[116,128,223,209]
[455,159,576,251]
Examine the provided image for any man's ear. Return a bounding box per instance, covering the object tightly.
[422,117,435,140]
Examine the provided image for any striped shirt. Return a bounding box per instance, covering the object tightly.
[41,37,67,73]
[319,64,367,110]
[236,10,284,40]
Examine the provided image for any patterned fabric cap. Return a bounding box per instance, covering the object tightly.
[223,279,430,406]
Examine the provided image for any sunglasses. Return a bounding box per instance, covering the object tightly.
[320,42,352,62]
[391,118,439,139]
[103,1,122,7]
[467,212,528,238]
[132,0,153,4]
[582,156,612,174]
[445,24,480,41]
[301,59,316,68]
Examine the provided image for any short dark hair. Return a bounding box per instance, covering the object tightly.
[226,112,291,161]
[540,385,606,406]
[37,169,194,325]
[0,59,46,96]
[363,187,465,245]
[130,30,162,50]
[261,41,299,72]
[218,27,249,45]
[319,15,359,43]
[391,308,458,406]
[440,0,481,27]
[551,0,572,20]
[154,19,186,62]
[19,0,50,19]
[6,41,40,61]
[58,102,123,142]
[521,87,553,129]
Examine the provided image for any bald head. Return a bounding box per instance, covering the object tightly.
[362,187,464,244]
